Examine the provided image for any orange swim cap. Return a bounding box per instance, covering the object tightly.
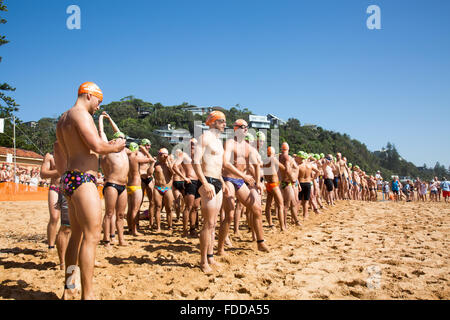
[233,119,248,131]
[267,146,275,156]
[78,82,103,102]
[281,142,289,151]
[205,111,226,127]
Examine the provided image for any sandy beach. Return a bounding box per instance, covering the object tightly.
[0,199,448,300]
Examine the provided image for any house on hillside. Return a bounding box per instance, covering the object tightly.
[267,114,286,128]
[154,124,192,145]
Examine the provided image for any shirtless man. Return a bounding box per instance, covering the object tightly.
[220,119,269,256]
[332,156,340,201]
[40,153,62,251]
[172,150,186,223]
[126,143,155,236]
[352,166,362,200]
[153,148,175,232]
[40,143,71,269]
[278,143,300,227]
[56,82,125,300]
[173,139,201,237]
[98,112,129,247]
[193,111,227,273]
[296,151,320,219]
[263,146,286,231]
[138,139,154,225]
[336,153,350,200]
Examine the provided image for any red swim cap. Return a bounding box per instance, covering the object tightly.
[281,142,289,151]
[78,82,103,102]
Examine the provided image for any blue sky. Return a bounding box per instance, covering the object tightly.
[1,0,449,168]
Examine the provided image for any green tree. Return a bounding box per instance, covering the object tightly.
[0,0,18,116]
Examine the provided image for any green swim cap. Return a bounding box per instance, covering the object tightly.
[113,132,125,140]
[245,133,255,142]
[314,154,320,160]
[255,131,266,141]
[141,138,151,146]
[320,153,325,159]
[348,163,352,167]
[129,142,139,152]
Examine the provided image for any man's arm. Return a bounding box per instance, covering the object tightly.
[40,154,59,179]
[75,111,125,155]
[222,140,254,184]
[98,114,108,143]
[103,112,121,133]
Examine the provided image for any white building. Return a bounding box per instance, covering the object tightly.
[154,124,192,145]
[248,115,270,129]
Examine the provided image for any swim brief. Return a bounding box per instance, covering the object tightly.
[299,182,312,201]
[141,176,153,186]
[62,171,97,197]
[185,180,201,199]
[223,176,245,190]
[155,185,171,195]
[103,182,126,196]
[280,181,292,189]
[173,181,185,192]
[127,185,142,195]
[324,178,334,192]
[333,177,339,189]
[49,185,61,194]
[265,181,280,193]
[198,176,223,195]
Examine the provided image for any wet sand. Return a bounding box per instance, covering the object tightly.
[0,199,448,300]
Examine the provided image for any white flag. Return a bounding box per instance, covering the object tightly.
[0,118,4,133]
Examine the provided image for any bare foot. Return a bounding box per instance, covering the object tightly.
[208,258,221,268]
[118,241,128,247]
[225,237,233,248]
[132,231,143,237]
[200,263,213,274]
[257,241,270,253]
[216,249,227,256]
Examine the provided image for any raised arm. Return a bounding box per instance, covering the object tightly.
[98,114,108,143]
[103,112,121,133]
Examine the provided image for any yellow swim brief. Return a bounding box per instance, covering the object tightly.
[127,185,142,195]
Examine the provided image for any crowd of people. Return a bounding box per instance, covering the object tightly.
[14,82,449,300]
[383,176,450,202]
[1,164,44,186]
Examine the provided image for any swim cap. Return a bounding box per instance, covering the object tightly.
[348,163,352,167]
[159,148,169,155]
[141,138,151,146]
[245,133,255,142]
[113,132,125,140]
[314,154,320,160]
[256,131,266,141]
[233,119,248,131]
[281,142,289,151]
[129,142,139,152]
[267,146,275,156]
[320,153,325,159]
[78,82,103,102]
[205,111,226,126]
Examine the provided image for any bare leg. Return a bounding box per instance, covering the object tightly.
[116,190,128,246]
[47,190,60,248]
[56,226,71,270]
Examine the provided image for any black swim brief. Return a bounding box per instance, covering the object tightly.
[103,182,126,196]
[141,176,153,186]
[324,178,334,192]
[198,176,223,195]
[185,180,201,199]
[299,182,312,201]
[173,181,186,192]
